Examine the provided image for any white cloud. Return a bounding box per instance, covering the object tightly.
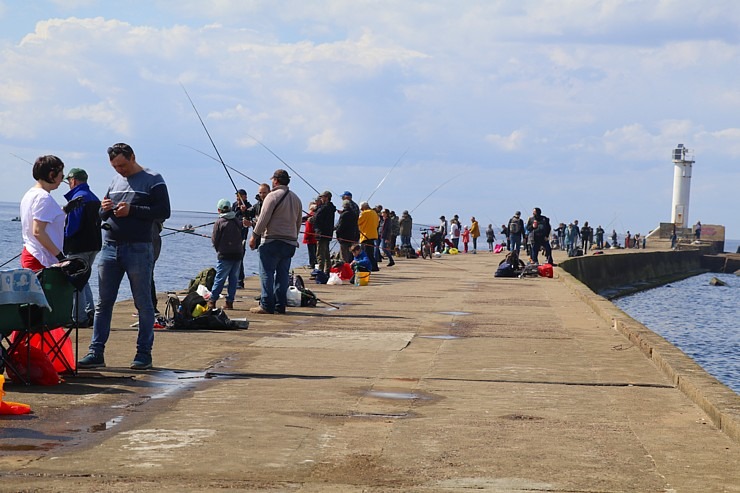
[0,2,739,236]
[486,130,525,152]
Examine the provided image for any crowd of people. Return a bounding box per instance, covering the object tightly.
[18,147,651,371]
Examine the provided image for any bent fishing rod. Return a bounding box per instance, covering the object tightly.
[365,149,408,203]
[180,84,247,208]
[246,133,320,196]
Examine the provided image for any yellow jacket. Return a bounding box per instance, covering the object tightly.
[358,209,379,242]
[470,220,480,238]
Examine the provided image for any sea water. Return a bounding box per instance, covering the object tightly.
[614,272,739,394]
[0,201,310,301]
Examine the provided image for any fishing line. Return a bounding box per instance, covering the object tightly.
[366,149,408,203]
[246,133,320,196]
[179,144,260,186]
[410,173,465,214]
[180,84,244,205]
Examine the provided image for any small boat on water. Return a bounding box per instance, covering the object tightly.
[181,224,195,233]
[11,217,20,222]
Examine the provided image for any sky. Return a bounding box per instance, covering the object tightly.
[1,0,739,239]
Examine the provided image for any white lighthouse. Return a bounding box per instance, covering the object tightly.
[671,144,694,228]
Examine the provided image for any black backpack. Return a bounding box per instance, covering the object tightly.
[164,293,243,330]
[508,218,521,234]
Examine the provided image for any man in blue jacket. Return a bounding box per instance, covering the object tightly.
[63,168,101,327]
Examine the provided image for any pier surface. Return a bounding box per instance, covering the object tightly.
[1,248,739,492]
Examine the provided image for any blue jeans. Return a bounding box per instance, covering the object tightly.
[258,240,296,313]
[70,250,98,323]
[400,235,411,247]
[509,233,521,252]
[211,258,240,303]
[90,241,154,355]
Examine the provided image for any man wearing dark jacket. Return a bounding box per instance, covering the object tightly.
[335,199,360,263]
[63,168,101,327]
[208,199,244,310]
[313,190,336,275]
[526,207,554,265]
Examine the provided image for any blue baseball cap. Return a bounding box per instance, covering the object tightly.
[342,191,352,197]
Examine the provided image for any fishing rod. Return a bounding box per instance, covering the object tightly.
[0,252,21,269]
[180,84,246,207]
[172,209,218,216]
[160,220,216,238]
[179,144,260,186]
[410,173,465,213]
[365,149,408,203]
[246,133,321,196]
[9,153,33,165]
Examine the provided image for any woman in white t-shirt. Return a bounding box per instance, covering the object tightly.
[20,155,66,270]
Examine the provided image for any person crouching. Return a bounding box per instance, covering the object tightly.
[209,198,244,310]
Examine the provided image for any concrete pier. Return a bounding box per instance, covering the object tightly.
[1,247,739,492]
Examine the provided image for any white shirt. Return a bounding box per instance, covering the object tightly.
[20,186,65,267]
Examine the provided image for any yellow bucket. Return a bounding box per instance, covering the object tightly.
[357,271,370,286]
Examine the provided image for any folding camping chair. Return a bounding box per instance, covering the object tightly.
[0,265,80,384]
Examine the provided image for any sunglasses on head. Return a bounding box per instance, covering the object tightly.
[107,143,133,159]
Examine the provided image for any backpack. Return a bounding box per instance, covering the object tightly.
[187,267,216,293]
[508,218,521,235]
[494,262,515,278]
[164,293,243,330]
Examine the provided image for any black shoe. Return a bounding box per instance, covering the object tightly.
[387,260,395,267]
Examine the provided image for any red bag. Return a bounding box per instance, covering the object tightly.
[330,262,354,281]
[11,327,75,373]
[7,345,61,386]
[537,263,554,278]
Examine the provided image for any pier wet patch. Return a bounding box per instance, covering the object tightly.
[364,390,436,401]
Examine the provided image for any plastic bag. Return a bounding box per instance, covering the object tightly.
[196,284,212,300]
[327,272,343,285]
[7,345,61,385]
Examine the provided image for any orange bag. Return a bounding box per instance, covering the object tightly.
[537,263,554,278]
[0,375,32,415]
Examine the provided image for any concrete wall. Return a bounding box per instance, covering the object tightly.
[559,250,705,298]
